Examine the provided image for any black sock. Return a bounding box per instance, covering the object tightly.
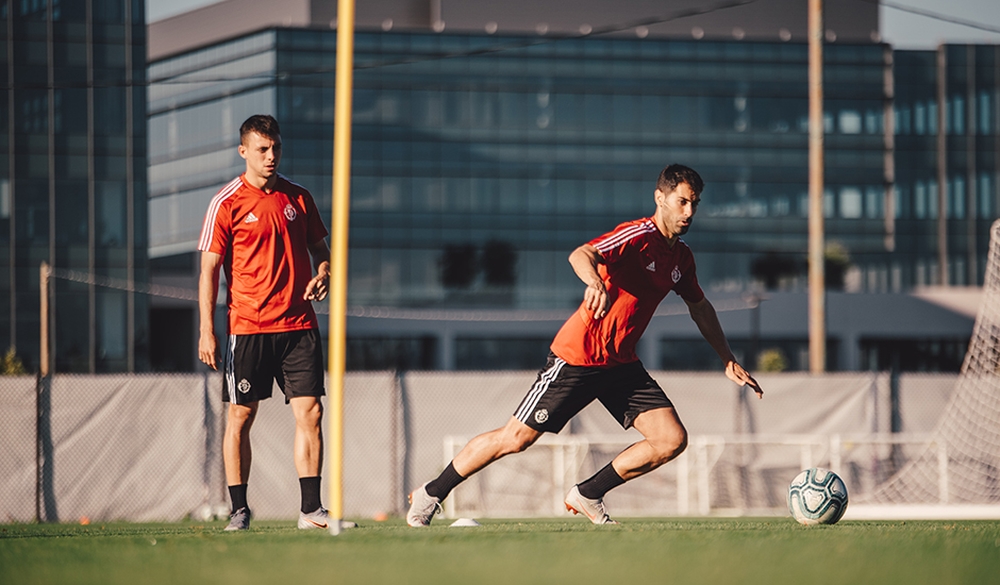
[229,484,248,513]
[300,476,322,514]
[577,463,625,499]
[425,462,466,500]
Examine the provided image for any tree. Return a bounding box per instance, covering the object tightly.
[481,240,517,287]
[440,243,479,289]
[1,347,27,375]
[824,241,851,290]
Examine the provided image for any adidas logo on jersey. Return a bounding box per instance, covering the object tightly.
[646,261,656,272]
[244,212,259,223]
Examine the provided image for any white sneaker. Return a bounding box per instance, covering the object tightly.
[298,507,358,530]
[406,483,442,527]
[224,506,251,531]
[564,485,618,525]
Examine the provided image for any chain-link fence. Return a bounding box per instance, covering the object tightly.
[0,371,957,523]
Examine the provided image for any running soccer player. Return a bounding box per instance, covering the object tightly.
[198,114,343,531]
[407,164,763,526]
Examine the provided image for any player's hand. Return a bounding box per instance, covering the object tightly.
[304,272,329,301]
[198,332,219,371]
[726,360,763,399]
[584,281,609,319]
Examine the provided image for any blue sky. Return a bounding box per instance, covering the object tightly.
[146,0,1000,49]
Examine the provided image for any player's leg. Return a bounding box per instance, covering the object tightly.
[453,416,543,476]
[408,353,592,526]
[222,402,258,531]
[607,406,688,479]
[290,395,323,478]
[278,329,351,529]
[566,364,685,524]
[290,395,335,529]
[407,416,542,526]
[224,401,259,486]
[222,333,273,530]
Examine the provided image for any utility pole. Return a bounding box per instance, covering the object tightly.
[40,261,50,377]
[936,45,949,286]
[808,0,826,373]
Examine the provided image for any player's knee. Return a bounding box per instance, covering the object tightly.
[499,427,539,455]
[227,404,257,428]
[295,400,323,428]
[653,426,688,463]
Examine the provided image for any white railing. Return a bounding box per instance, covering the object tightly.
[442,433,944,518]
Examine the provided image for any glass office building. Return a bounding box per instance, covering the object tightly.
[148,28,999,371]
[149,29,895,301]
[0,0,149,372]
[893,46,1000,289]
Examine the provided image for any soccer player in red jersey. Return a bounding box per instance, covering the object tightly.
[198,115,342,531]
[407,164,763,526]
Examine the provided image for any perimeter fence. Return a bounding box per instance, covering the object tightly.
[0,371,955,523]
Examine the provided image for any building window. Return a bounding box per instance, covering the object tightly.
[951,95,964,135]
[978,91,992,135]
[979,173,993,217]
[454,337,551,370]
[839,187,863,218]
[839,110,862,134]
[346,336,437,371]
[860,337,967,372]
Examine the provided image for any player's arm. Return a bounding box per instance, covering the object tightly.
[198,251,224,371]
[569,243,609,319]
[684,296,763,398]
[304,238,331,301]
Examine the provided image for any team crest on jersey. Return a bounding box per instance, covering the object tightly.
[284,203,297,221]
[671,265,682,283]
[238,379,251,394]
[534,409,549,424]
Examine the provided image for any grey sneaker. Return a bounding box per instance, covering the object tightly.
[298,507,358,530]
[224,506,251,531]
[406,483,442,527]
[565,485,618,525]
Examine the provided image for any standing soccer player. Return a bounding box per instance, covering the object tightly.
[407,164,763,526]
[198,115,340,531]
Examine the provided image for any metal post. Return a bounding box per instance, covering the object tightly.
[40,262,50,378]
[937,45,949,285]
[883,45,896,254]
[38,261,50,523]
[808,0,826,373]
[966,46,977,284]
[328,0,356,535]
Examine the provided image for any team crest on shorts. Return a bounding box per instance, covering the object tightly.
[238,378,251,394]
[284,203,297,221]
[534,408,549,424]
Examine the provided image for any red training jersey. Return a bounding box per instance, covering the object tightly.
[550,217,705,367]
[198,174,329,335]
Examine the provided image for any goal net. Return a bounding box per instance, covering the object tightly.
[863,219,1000,507]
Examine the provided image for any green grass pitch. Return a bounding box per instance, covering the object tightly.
[2,517,999,585]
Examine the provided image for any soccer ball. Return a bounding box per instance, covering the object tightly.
[786,467,848,525]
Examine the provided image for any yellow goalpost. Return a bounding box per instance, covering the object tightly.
[327,0,355,536]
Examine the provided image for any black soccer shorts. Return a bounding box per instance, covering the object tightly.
[222,329,325,405]
[514,352,674,432]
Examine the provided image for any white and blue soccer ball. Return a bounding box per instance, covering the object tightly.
[787,467,848,525]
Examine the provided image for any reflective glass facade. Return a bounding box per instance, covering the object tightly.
[0,0,149,372]
[150,30,900,308]
[147,29,1000,372]
[892,47,1000,289]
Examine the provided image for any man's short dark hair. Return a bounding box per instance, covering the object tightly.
[240,115,281,144]
[657,164,704,196]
